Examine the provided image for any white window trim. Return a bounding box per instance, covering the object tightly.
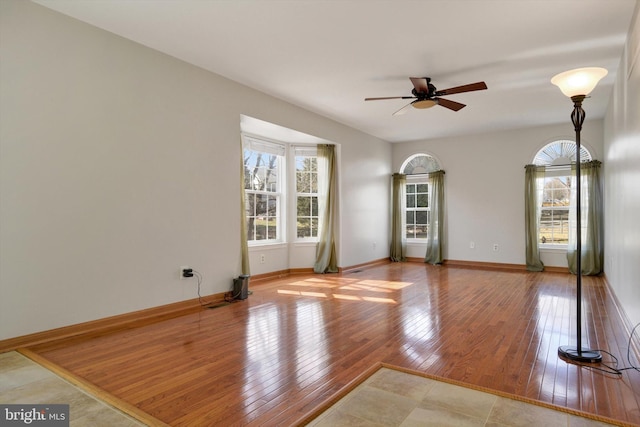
[243,135,286,246]
[400,154,440,243]
[243,135,324,247]
[532,139,593,249]
[405,174,430,242]
[291,145,319,243]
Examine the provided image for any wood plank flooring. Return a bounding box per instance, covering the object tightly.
[28,263,640,426]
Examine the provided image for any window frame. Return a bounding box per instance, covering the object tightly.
[538,168,572,248]
[243,136,286,246]
[532,140,593,250]
[405,176,430,241]
[293,146,319,242]
[399,153,440,242]
[243,135,324,247]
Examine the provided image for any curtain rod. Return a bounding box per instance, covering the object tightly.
[525,161,599,169]
[392,171,445,177]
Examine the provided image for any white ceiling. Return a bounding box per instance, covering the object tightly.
[34,0,637,143]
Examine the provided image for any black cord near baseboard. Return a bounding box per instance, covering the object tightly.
[622,322,640,374]
[191,270,211,307]
[578,322,640,376]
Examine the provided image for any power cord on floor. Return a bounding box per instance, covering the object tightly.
[191,270,211,307]
[580,322,640,376]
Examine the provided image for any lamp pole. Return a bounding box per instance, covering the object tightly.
[551,68,606,363]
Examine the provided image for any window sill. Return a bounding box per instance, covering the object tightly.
[248,241,317,251]
[248,242,287,251]
[540,245,567,252]
[292,240,318,247]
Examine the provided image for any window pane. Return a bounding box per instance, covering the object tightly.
[297,196,310,216]
[540,208,569,244]
[416,211,429,224]
[255,194,267,216]
[415,225,428,238]
[406,211,415,224]
[245,193,255,216]
[296,171,310,193]
[416,193,429,208]
[267,196,277,216]
[267,218,277,239]
[543,177,571,207]
[406,194,416,208]
[246,217,255,240]
[416,183,429,193]
[244,142,282,243]
[406,184,416,194]
[295,154,319,241]
[297,218,310,238]
[244,151,279,192]
[255,223,266,240]
[296,157,317,195]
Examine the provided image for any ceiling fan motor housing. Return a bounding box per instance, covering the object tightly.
[365,77,487,113]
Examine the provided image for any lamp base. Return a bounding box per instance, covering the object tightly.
[558,346,602,363]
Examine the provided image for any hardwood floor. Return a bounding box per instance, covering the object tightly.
[28,263,640,426]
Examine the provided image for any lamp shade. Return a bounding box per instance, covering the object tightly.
[551,67,608,98]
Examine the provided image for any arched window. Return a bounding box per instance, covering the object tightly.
[401,153,440,174]
[400,154,440,240]
[532,140,592,246]
[533,140,591,166]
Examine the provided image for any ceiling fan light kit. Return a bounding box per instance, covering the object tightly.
[365,77,488,115]
[412,99,437,109]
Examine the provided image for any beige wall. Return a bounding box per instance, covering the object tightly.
[604,2,640,326]
[0,0,390,340]
[392,121,603,267]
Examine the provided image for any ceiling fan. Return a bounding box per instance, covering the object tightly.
[365,77,487,115]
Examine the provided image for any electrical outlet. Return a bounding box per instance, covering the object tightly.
[180,265,191,279]
[493,244,499,252]
[260,254,265,264]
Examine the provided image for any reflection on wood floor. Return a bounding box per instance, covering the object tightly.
[29,263,640,426]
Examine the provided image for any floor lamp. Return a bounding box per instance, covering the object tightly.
[551,67,607,363]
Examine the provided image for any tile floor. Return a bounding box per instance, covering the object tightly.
[306,367,618,427]
[0,352,621,427]
[0,351,143,426]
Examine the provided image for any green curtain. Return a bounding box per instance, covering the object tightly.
[524,164,545,271]
[240,141,250,276]
[424,170,445,265]
[390,173,406,262]
[567,160,603,275]
[314,144,338,273]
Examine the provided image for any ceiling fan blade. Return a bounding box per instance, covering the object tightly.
[392,102,414,116]
[435,81,487,96]
[409,77,430,93]
[436,97,466,111]
[365,96,414,101]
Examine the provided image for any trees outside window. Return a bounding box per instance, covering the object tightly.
[533,140,592,247]
[405,183,430,239]
[400,154,440,241]
[295,151,318,239]
[540,176,571,244]
[244,146,282,243]
[243,136,320,245]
